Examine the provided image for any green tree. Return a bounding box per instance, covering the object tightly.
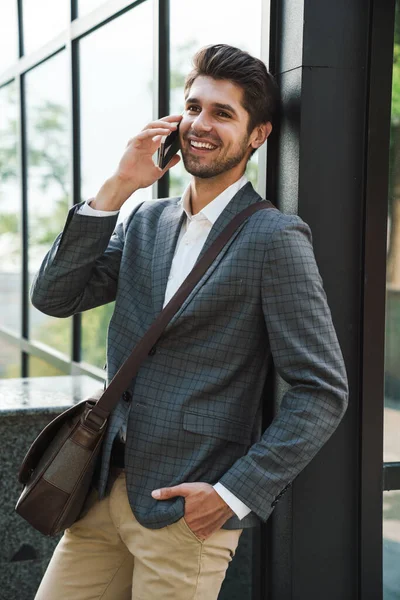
[0,92,114,374]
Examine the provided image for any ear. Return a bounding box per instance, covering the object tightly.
[249,122,273,150]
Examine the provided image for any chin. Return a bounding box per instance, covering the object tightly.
[181,155,223,179]
[181,144,248,179]
[185,165,219,179]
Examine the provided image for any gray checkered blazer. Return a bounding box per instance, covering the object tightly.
[31,182,348,531]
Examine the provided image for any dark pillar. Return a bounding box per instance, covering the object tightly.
[266,1,395,598]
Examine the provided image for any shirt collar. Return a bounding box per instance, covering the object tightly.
[179,175,249,225]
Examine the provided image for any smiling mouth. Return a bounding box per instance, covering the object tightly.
[189,140,218,152]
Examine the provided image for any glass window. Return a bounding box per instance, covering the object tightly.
[169,0,263,196]
[25,51,71,357]
[0,81,21,336]
[384,4,400,598]
[81,304,114,369]
[0,1,19,75]
[385,0,400,462]
[0,340,21,378]
[22,0,69,56]
[79,2,153,368]
[383,490,400,599]
[28,355,66,377]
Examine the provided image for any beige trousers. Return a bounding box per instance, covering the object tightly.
[35,472,242,600]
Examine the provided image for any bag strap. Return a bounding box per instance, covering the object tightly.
[85,200,276,430]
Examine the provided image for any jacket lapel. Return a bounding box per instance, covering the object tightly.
[164,182,264,330]
[195,181,262,264]
[151,201,185,317]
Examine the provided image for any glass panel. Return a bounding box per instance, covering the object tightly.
[0,340,21,378]
[78,0,107,18]
[25,52,71,357]
[0,81,21,335]
[385,0,400,462]
[79,2,153,367]
[28,355,66,377]
[22,0,69,56]
[0,1,19,75]
[81,304,114,369]
[169,0,263,196]
[384,5,400,599]
[383,490,400,599]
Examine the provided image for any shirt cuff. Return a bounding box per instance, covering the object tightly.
[213,482,252,520]
[77,199,120,217]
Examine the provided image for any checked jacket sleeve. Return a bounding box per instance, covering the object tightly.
[218,218,349,523]
[30,202,140,317]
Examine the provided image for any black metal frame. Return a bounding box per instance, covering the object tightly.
[71,34,82,365]
[384,463,400,490]
[360,1,396,596]
[155,0,170,199]
[20,73,29,377]
[0,0,149,381]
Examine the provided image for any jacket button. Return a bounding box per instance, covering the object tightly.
[122,391,131,402]
[149,346,157,356]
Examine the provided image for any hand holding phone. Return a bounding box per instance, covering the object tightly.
[157,122,181,170]
[92,116,181,212]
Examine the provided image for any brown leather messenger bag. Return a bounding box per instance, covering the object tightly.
[15,200,274,536]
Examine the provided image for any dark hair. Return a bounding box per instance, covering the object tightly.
[184,44,279,135]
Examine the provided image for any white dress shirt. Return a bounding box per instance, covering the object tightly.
[77,176,252,520]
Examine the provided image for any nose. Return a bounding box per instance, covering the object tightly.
[191,111,213,133]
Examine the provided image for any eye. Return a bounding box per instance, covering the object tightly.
[187,105,200,113]
[217,111,231,118]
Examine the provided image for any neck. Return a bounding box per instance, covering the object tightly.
[189,167,246,215]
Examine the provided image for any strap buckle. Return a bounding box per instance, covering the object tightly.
[84,409,107,432]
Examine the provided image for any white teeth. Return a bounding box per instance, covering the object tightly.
[190,141,216,150]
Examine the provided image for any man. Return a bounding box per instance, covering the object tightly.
[32,44,348,599]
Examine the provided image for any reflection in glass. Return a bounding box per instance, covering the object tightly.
[22,0,69,56]
[0,82,21,336]
[26,52,71,357]
[383,490,400,599]
[79,3,153,368]
[28,355,66,377]
[81,304,114,369]
[385,1,400,462]
[169,0,262,195]
[0,1,19,74]
[384,5,400,599]
[0,340,21,378]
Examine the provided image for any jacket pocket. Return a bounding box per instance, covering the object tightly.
[183,411,252,445]
[199,278,245,300]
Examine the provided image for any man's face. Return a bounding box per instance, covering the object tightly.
[179,76,254,179]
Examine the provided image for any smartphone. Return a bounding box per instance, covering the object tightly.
[157,122,180,170]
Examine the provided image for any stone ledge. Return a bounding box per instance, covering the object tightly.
[0,375,102,416]
[0,375,100,600]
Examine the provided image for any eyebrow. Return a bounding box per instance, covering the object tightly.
[185,97,238,117]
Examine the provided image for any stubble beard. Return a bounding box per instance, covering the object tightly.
[181,135,250,179]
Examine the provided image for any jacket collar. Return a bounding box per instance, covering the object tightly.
[178,175,248,226]
[194,181,262,264]
[151,180,262,318]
